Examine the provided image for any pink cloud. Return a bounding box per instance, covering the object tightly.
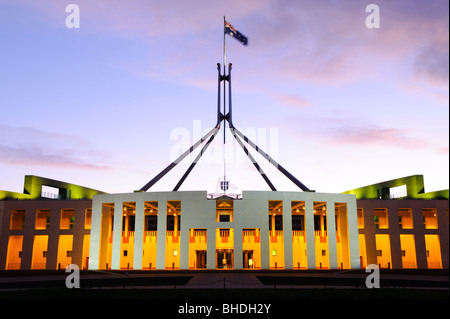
[0,123,112,170]
[278,114,434,151]
[269,92,312,109]
[331,126,426,149]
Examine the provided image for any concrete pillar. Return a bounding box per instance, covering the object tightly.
[347,197,361,269]
[388,205,402,269]
[72,206,85,269]
[180,227,189,270]
[155,202,167,270]
[326,201,338,269]
[133,200,145,270]
[234,227,243,270]
[207,226,216,270]
[412,205,427,269]
[46,207,59,270]
[305,200,316,269]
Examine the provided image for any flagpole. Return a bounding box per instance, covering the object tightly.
[223,16,226,68]
[223,16,227,144]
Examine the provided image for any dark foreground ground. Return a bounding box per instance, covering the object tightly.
[0,269,447,316]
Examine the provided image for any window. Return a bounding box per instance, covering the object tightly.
[398,208,413,229]
[145,215,158,231]
[60,209,75,229]
[321,250,326,256]
[41,185,60,199]
[123,250,128,257]
[144,201,158,231]
[389,185,407,199]
[219,229,230,237]
[35,209,51,230]
[374,208,389,229]
[10,210,25,230]
[374,215,379,229]
[216,200,233,222]
[167,201,181,231]
[291,201,305,231]
[84,209,92,229]
[269,200,283,231]
[292,215,305,231]
[376,250,382,257]
[423,208,438,229]
[357,208,364,228]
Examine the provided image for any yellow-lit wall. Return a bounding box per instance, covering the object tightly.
[358,234,367,268]
[165,231,180,269]
[1,193,448,271]
[425,235,442,269]
[120,232,134,269]
[142,231,157,269]
[315,231,329,269]
[6,235,23,270]
[82,235,90,269]
[400,234,416,268]
[242,229,261,269]
[216,229,234,250]
[375,234,392,269]
[188,229,207,269]
[292,231,307,269]
[57,235,73,269]
[269,231,284,269]
[32,235,48,269]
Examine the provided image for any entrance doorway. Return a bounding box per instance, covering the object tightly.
[216,249,233,269]
[196,250,207,269]
[243,250,254,269]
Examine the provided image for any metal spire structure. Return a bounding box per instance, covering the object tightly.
[139,62,310,193]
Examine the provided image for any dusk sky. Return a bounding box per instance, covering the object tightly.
[0,0,448,195]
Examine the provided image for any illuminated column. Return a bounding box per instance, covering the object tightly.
[234,226,243,270]
[260,214,270,270]
[174,212,178,236]
[133,200,145,270]
[411,206,427,269]
[271,214,276,237]
[180,227,189,270]
[326,201,338,269]
[347,198,361,269]
[304,200,316,269]
[155,202,167,270]
[111,200,123,270]
[206,225,216,270]
[88,200,101,270]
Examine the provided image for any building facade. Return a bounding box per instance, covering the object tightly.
[88,191,360,270]
[0,175,448,270]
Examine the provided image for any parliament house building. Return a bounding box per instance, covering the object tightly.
[1,174,448,271]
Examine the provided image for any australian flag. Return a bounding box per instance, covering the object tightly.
[225,20,248,45]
